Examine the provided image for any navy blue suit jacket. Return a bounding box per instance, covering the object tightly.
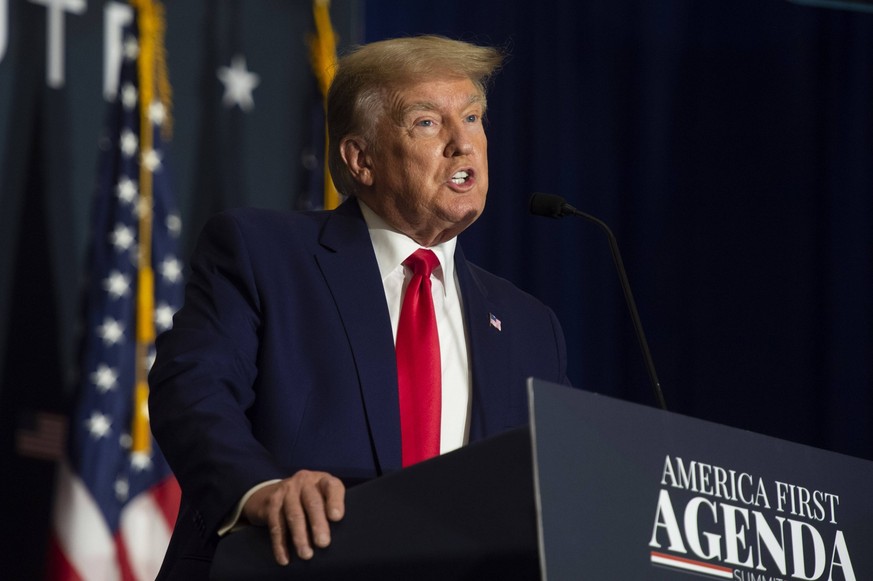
[149,199,569,578]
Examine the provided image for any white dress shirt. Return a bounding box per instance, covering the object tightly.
[358,199,472,453]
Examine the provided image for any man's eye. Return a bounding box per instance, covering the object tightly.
[466,114,479,123]
[417,119,434,127]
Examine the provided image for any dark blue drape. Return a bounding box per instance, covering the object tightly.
[363,0,873,460]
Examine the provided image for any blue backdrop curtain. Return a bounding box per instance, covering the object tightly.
[362,0,873,460]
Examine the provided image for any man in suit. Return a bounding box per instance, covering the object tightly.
[149,35,570,579]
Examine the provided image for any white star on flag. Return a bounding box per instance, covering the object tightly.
[155,302,175,332]
[114,477,130,501]
[166,213,182,238]
[131,451,153,472]
[85,411,112,440]
[217,54,261,112]
[116,177,138,205]
[97,317,125,346]
[90,364,119,393]
[121,82,138,110]
[159,256,183,283]
[120,129,138,157]
[103,270,131,299]
[110,224,135,252]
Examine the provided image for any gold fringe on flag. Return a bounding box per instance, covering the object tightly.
[308,0,341,210]
[129,0,172,455]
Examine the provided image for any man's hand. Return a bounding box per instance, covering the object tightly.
[242,470,346,565]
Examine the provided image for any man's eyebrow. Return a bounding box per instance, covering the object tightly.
[398,94,487,118]
[401,101,439,115]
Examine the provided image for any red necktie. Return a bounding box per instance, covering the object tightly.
[396,249,441,467]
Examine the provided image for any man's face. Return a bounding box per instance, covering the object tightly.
[357,77,489,247]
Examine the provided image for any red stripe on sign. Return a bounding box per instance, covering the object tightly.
[651,551,734,574]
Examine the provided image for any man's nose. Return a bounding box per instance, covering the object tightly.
[444,123,475,157]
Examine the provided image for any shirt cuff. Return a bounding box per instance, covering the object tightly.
[218,479,282,536]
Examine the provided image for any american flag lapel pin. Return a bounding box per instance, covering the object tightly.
[489,312,502,331]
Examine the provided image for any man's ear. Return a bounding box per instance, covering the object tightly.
[340,137,374,187]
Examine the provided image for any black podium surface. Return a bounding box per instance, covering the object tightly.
[212,380,873,580]
[210,426,538,580]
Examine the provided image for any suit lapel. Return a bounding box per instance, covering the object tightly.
[314,199,401,473]
[455,244,513,443]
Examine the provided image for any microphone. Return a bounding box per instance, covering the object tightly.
[529,193,668,411]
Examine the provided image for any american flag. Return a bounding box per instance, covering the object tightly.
[47,7,181,580]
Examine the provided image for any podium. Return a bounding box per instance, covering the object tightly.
[211,380,873,580]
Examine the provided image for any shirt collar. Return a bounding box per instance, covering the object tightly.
[358,198,456,292]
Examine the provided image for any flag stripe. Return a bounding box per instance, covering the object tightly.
[52,462,120,581]
[46,535,85,581]
[114,533,137,581]
[150,475,182,525]
[120,488,174,580]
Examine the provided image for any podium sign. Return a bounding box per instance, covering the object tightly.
[529,379,873,581]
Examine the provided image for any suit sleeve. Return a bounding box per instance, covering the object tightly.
[149,211,285,538]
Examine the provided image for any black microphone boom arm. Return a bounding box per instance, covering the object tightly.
[529,193,668,411]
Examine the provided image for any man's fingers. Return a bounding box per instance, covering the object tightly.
[300,481,331,550]
[320,475,346,522]
[266,503,290,566]
[285,494,315,560]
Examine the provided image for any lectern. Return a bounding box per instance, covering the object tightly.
[211,380,873,580]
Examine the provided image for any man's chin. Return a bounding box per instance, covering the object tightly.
[437,208,482,240]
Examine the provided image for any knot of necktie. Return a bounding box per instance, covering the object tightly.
[403,248,439,279]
